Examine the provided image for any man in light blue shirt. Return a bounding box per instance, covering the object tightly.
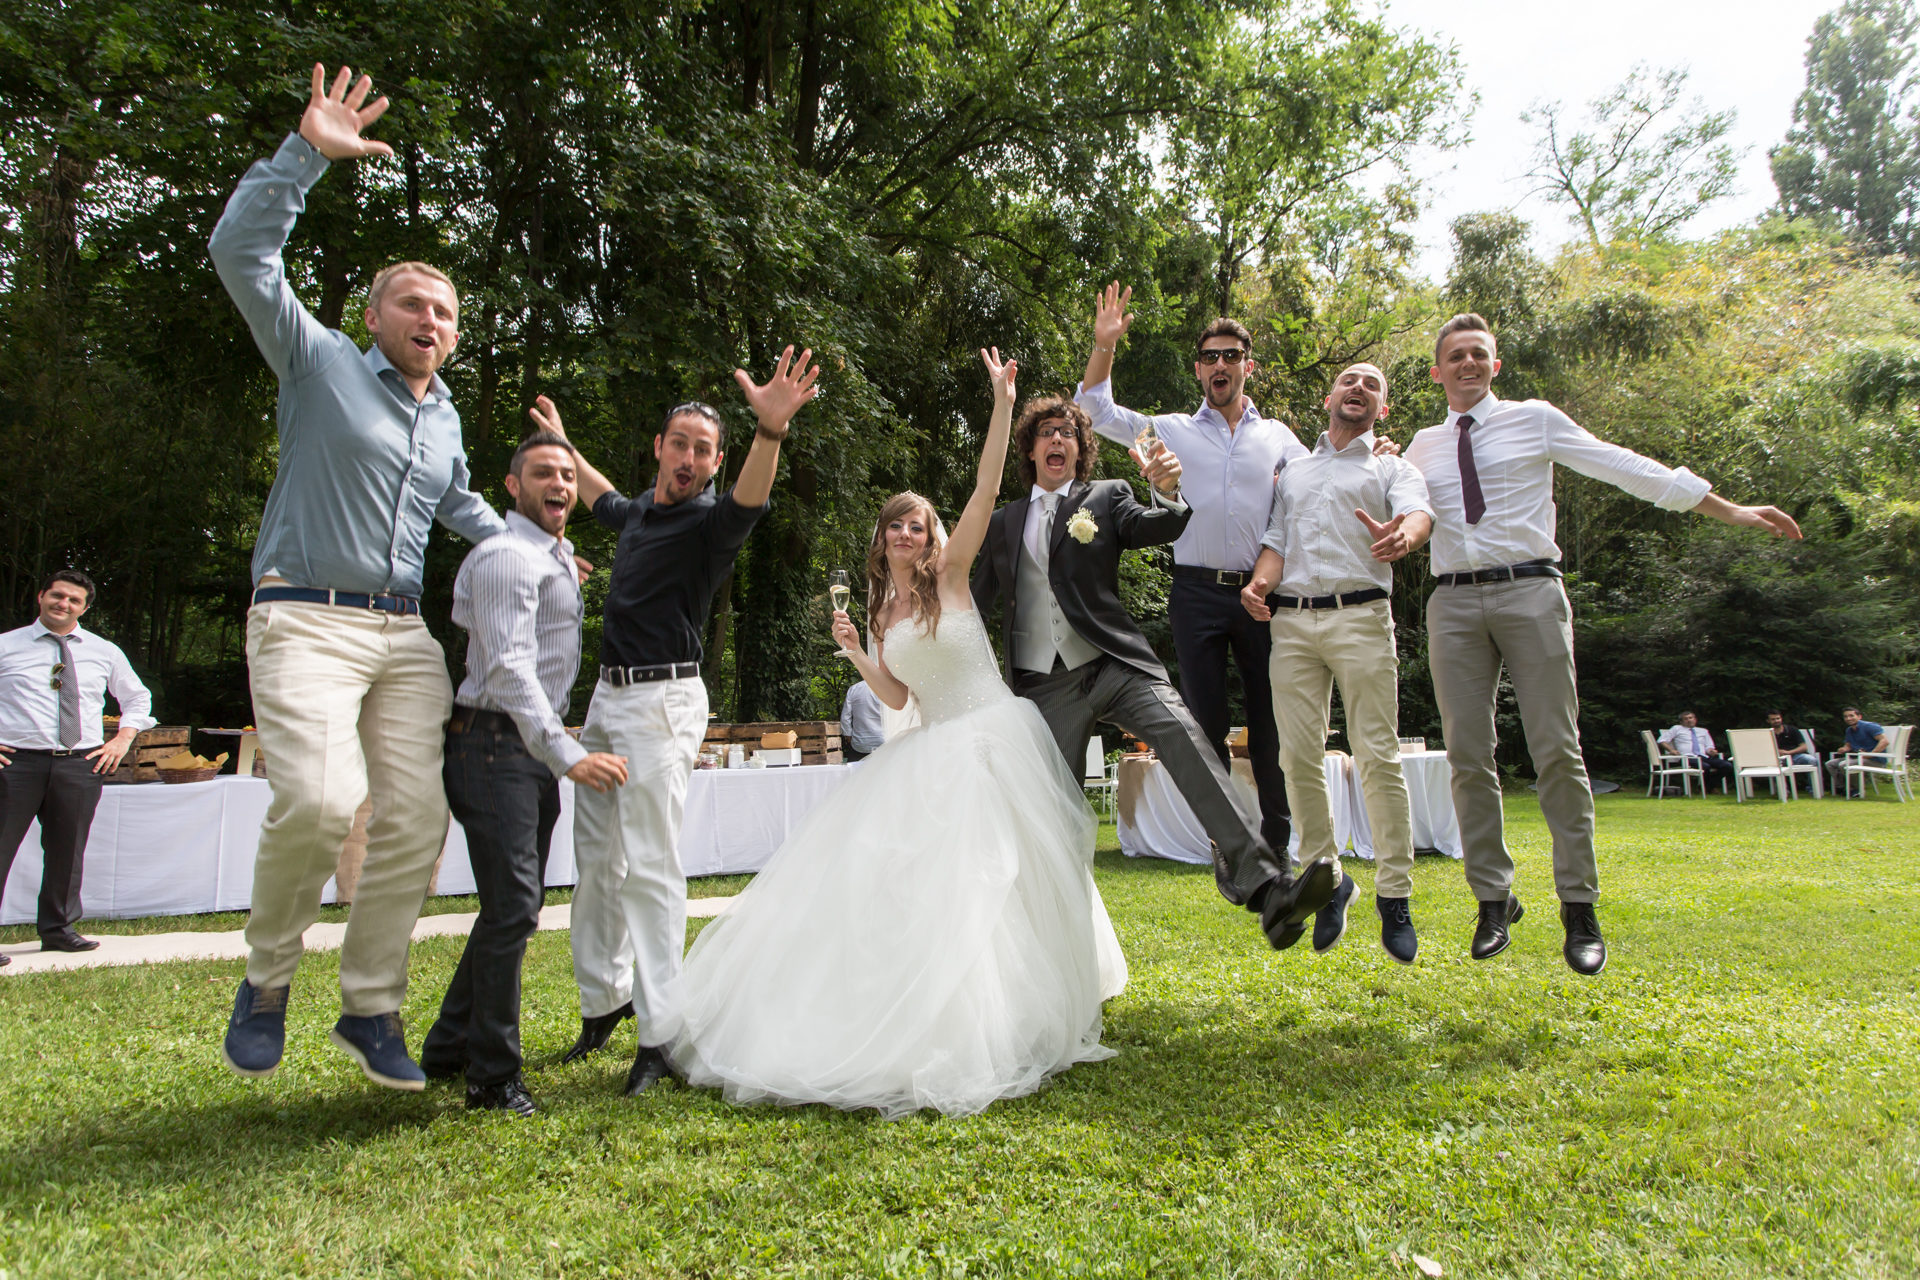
[212,65,505,1092]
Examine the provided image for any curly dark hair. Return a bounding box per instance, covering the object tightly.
[1013,396,1097,489]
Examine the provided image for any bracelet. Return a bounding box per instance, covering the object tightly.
[755,425,790,443]
[1093,343,1116,353]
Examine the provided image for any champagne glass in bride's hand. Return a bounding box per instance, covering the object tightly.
[828,570,858,657]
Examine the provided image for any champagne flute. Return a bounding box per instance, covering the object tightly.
[1134,420,1159,459]
[828,569,852,616]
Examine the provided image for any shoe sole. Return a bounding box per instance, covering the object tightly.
[328,1029,427,1092]
[220,1043,280,1079]
[1313,877,1356,953]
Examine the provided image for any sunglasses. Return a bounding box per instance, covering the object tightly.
[50,660,64,691]
[1197,348,1247,366]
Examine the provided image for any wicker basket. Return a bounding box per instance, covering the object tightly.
[157,767,219,784]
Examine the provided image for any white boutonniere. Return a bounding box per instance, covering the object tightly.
[1066,507,1098,544]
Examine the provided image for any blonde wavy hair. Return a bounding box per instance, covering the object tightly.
[865,491,944,640]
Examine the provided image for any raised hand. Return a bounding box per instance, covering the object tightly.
[1130,441,1182,496]
[733,345,820,438]
[1356,509,1414,562]
[298,64,394,162]
[831,609,862,656]
[1094,281,1133,349]
[981,347,1018,405]
[529,394,568,440]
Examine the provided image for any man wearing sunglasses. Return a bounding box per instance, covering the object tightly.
[0,570,155,960]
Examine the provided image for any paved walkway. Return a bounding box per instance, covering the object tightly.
[0,896,736,976]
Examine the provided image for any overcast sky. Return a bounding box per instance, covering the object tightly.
[1373,0,1842,279]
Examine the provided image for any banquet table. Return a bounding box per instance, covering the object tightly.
[2,764,854,925]
[1115,749,1461,865]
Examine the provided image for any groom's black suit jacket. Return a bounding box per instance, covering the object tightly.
[970,478,1191,685]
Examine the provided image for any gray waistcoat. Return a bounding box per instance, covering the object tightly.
[1013,523,1102,675]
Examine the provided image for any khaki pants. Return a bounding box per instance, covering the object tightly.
[1426,577,1597,904]
[570,676,708,1045]
[243,601,453,1013]
[1268,600,1416,897]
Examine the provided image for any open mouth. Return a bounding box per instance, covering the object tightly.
[410,335,435,353]
[1210,373,1231,393]
[543,497,569,519]
[1043,447,1068,472]
[673,468,695,489]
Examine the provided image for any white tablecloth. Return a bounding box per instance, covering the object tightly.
[1117,750,1461,864]
[3,764,853,924]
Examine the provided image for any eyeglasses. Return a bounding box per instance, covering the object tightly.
[1197,348,1247,366]
[1032,423,1078,440]
[50,661,64,691]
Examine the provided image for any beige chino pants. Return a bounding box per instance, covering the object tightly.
[1268,599,1416,897]
[243,601,453,1014]
[1425,576,1598,904]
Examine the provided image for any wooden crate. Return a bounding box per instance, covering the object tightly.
[103,725,189,783]
[800,750,844,766]
[706,721,841,749]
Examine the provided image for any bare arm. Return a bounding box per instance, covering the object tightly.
[940,348,1017,590]
[1692,492,1803,540]
[830,611,911,710]
[1080,281,1131,393]
[729,346,820,510]
[1239,547,1285,621]
[527,395,615,509]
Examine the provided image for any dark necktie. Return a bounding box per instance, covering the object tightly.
[54,633,81,748]
[1456,413,1485,525]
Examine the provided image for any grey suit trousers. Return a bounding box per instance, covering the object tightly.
[1015,655,1283,905]
[1426,576,1599,905]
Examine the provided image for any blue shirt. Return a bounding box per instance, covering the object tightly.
[1845,720,1887,753]
[210,133,504,597]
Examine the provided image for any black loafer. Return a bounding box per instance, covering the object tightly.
[1560,902,1607,976]
[40,931,100,953]
[561,1001,634,1064]
[624,1043,682,1097]
[1312,873,1357,953]
[1470,894,1524,960]
[1258,858,1338,950]
[467,1076,537,1117]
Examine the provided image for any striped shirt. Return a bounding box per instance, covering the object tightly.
[451,511,587,778]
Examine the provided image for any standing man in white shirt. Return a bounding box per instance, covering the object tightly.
[416,432,630,1116]
[1657,712,1734,789]
[1241,364,1435,963]
[1075,284,1308,864]
[0,570,156,959]
[1409,313,1802,975]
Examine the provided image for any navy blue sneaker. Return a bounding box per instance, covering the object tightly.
[222,980,289,1078]
[1313,872,1357,953]
[329,1013,427,1092]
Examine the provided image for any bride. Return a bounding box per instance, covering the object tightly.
[669,348,1128,1118]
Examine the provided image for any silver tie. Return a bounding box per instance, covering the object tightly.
[1036,493,1061,576]
[54,633,81,748]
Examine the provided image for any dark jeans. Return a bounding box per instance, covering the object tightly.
[1169,577,1290,853]
[0,749,103,936]
[421,715,560,1086]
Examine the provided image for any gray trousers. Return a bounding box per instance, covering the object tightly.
[1426,576,1598,905]
[1015,656,1283,905]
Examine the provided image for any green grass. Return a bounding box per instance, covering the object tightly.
[0,793,1916,1278]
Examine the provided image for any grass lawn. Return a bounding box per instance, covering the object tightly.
[0,792,1915,1278]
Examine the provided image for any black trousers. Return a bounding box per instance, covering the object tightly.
[421,716,561,1086]
[1168,577,1290,854]
[0,749,103,936]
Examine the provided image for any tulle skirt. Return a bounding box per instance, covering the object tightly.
[669,694,1127,1119]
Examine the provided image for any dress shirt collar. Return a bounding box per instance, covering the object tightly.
[1313,429,1378,457]
[1191,396,1263,433]
[28,618,88,645]
[1450,393,1498,429]
[1028,483,1070,505]
[363,342,451,406]
[503,508,575,562]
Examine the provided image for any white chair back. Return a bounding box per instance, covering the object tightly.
[1642,730,1664,769]
[1085,736,1106,783]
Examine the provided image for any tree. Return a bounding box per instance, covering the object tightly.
[1771,0,1920,254]
[1522,64,1744,253]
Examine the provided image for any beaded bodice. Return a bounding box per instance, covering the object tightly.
[878,606,1012,725]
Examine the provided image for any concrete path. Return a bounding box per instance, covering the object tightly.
[0,896,736,976]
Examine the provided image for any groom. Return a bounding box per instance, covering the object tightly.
[972,395,1337,949]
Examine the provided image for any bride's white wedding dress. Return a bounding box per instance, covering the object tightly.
[669,605,1128,1118]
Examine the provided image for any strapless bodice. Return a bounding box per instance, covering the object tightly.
[879,606,1011,725]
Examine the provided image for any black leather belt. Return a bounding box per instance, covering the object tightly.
[1173,565,1254,588]
[1436,559,1563,587]
[600,662,700,686]
[2,746,83,757]
[251,586,421,616]
[447,706,520,736]
[1270,587,1389,611]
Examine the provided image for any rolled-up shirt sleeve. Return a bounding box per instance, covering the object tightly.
[464,545,588,778]
[1386,457,1435,520]
[1542,406,1712,511]
[1259,468,1291,556]
[107,650,156,734]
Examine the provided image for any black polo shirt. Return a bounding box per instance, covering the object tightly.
[593,484,768,669]
[1773,724,1810,754]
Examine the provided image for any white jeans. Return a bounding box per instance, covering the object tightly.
[244,601,452,1014]
[570,676,708,1044]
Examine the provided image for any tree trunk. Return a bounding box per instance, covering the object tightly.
[793,0,822,168]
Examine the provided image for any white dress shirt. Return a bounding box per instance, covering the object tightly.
[1077,379,1306,571]
[1406,394,1713,576]
[0,620,156,750]
[451,511,588,778]
[1659,724,1717,757]
[1260,430,1434,597]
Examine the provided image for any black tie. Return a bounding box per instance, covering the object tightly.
[1457,414,1486,525]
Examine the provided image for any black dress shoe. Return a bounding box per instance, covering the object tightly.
[1469,894,1524,960]
[40,931,100,953]
[1560,902,1607,976]
[561,1001,634,1064]
[624,1043,681,1097]
[1312,873,1357,953]
[421,1056,467,1081]
[1259,858,1338,950]
[467,1076,537,1117]
[1377,896,1418,964]
[0,952,10,967]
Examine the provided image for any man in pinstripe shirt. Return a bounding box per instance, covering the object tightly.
[418,431,630,1115]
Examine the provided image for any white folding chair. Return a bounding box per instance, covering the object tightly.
[1643,729,1702,798]
[1728,728,1793,802]
[1779,727,1822,799]
[1084,737,1115,816]
[1842,725,1913,802]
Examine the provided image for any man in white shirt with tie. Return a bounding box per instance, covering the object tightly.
[0,570,156,959]
[1408,313,1801,975]
[1241,363,1434,963]
[1658,712,1734,789]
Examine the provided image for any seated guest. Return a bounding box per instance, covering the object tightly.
[1826,707,1892,796]
[0,570,156,961]
[1766,710,1817,794]
[1658,711,1733,788]
[839,681,885,762]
